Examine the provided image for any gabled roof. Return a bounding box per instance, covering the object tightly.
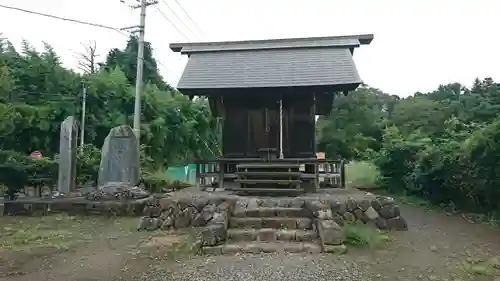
[170,34,373,94]
[170,34,373,53]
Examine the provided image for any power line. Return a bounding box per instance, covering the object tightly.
[159,0,202,40]
[172,0,206,39]
[154,6,190,41]
[155,60,179,78]
[0,4,126,37]
[0,3,178,84]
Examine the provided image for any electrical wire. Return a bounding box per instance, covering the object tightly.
[0,3,178,83]
[172,0,206,39]
[159,0,202,40]
[153,6,190,41]
[155,60,180,80]
[0,4,126,37]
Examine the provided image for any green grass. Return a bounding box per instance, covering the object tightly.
[342,222,390,249]
[0,214,138,252]
[136,229,200,260]
[345,161,380,189]
[459,255,500,276]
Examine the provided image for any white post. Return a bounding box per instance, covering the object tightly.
[79,84,86,154]
[279,98,284,159]
[131,0,158,144]
[133,0,147,141]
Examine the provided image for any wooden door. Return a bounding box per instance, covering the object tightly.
[247,104,279,157]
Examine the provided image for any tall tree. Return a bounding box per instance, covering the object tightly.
[101,35,172,91]
[0,35,218,167]
[75,41,99,74]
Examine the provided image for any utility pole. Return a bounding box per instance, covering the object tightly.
[125,0,158,146]
[80,82,87,154]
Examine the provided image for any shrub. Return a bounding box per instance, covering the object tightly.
[345,161,379,189]
[142,169,190,193]
[76,144,101,185]
[376,118,500,216]
[375,126,430,193]
[0,150,57,181]
[0,145,101,189]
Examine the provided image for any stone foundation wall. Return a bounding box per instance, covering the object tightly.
[306,195,408,230]
[3,198,149,216]
[137,193,408,252]
[137,194,406,231]
[305,195,407,253]
[4,191,408,254]
[137,195,237,247]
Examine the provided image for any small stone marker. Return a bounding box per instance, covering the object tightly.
[57,116,78,194]
[97,125,140,187]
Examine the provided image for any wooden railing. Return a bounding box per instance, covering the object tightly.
[194,158,345,191]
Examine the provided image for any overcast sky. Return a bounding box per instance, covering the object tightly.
[0,0,498,97]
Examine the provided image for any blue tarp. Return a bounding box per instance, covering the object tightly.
[166,164,209,184]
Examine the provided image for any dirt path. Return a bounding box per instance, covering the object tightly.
[2,204,500,281]
[4,236,136,281]
[120,204,500,281]
[349,204,500,281]
[0,223,145,281]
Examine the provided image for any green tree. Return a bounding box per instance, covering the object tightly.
[101,36,172,91]
[0,35,218,169]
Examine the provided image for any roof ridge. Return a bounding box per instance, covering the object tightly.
[170,34,373,53]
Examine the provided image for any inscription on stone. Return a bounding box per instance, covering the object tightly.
[57,116,78,194]
[97,125,139,187]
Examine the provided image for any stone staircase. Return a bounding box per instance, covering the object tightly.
[228,162,304,194]
[202,205,323,255]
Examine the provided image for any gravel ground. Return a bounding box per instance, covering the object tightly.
[133,253,366,281]
[124,204,500,281]
[3,204,500,281]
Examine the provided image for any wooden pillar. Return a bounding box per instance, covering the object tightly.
[279,96,284,159]
[218,160,224,190]
[195,162,200,190]
[201,163,206,187]
[340,160,346,188]
[314,162,319,192]
[312,93,317,155]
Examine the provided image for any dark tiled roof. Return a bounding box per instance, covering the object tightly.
[170,34,373,53]
[170,34,373,91]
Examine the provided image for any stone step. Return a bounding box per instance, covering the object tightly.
[229,216,313,230]
[234,179,302,184]
[236,163,300,169]
[202,241,322,255]
[236,171,303,177]
[226,187,305,194]
[228,228,318,242]
[233,207,312,218]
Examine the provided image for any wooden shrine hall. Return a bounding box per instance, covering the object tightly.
[170,34,373,194]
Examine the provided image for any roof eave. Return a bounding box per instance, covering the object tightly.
[177,83,362,96]
[357,34,374,45]
[170,45,183,52]
[169,33,374,53]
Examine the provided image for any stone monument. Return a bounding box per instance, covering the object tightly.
[97,125,140,187]
[57,116,78,194]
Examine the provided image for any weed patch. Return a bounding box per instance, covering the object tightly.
[342,222,390,249]
[345,161,380,190]
[0,215,138,252]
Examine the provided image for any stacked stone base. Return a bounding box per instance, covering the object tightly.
[3,198,149,216]
[138,192,408,255]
